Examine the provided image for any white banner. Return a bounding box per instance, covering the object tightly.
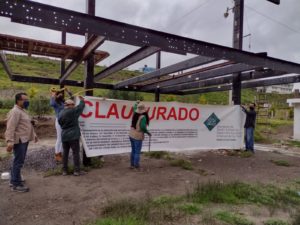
[79,97,245,157]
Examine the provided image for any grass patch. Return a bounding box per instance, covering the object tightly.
[292,211,300,225]
[187,182,300,207]
[170,158,193,170]
[264,219,290,225]
[271,160,291,167]
[286,140,300,148]
[89,181,300,225]
[0,152,12,161]
[215,211,254,225]
[177,203,202,215]
[144,151,173,160]
[88,217,144,225]
[227,150,253,158]
[101,198,183,225]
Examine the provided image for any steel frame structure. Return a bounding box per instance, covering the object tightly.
[0,0,299,97]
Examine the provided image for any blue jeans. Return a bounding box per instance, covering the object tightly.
[245,127,254,152]
[129,137,143,168]
[11,142,29,186]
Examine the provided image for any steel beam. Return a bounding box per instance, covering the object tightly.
[115,55,215,88]
[10,74,114,89]
[94,46,160,81]
[142,63,257,91]
[0,51,13,79]
[160,70,284,93]
[180,74,300,95]
[60,35,105,84]
[1,1,300,74]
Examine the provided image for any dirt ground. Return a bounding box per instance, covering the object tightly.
[1,119,300,225]
[1,140,300,225]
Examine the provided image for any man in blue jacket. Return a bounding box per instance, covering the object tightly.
[241,103,257,153]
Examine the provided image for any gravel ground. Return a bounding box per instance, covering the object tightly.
[0,147,63,172]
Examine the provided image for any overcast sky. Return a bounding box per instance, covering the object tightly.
[1,0,299,84]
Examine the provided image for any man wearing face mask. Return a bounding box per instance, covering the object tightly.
[5,93,38,193]
[241,103,257,153]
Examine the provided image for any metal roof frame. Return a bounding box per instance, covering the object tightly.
[0,0,299,96]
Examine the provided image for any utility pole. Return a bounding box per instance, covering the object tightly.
[229,0,279,105]
[231,0,244,105]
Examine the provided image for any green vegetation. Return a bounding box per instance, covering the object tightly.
[215,211,254,225]
[144,151,172,159]
[286,140,300,148]
[227,150,253,158]
[87,182,300,225]
[170,158,193,170]
[270,160,291,167]
[263,219,290,225]
[177,203,202,215]
[144,151,194,170]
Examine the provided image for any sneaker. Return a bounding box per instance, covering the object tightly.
[11,185,29,193]
[9,180,25,187]
[73,171,86,176]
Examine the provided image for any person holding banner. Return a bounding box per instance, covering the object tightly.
[129,101,151,170]
[241,103,257,153]
[58,96,85,176]
[50,87,73,162]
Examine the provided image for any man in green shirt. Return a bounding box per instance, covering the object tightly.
[58,96,85,176]
[129,102,151,169]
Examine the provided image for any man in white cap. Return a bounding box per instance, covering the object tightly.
[58,96,85,176]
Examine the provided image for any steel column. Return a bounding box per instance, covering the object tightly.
[231,0,244,105]
[155,51,161,102]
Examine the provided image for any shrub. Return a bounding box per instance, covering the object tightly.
[29,96,52,116]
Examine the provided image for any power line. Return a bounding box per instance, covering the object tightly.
[166,0,212,29]
[245,4,300,34]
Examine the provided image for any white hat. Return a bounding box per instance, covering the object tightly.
[137,103,147,114]
[64,99,75,106]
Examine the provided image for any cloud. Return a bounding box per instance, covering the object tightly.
[0,0,299,73]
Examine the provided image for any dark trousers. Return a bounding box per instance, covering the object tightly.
[245,127,254,152]
[62,139,80,173]
[11,142,28,186]
[129,137,143,167]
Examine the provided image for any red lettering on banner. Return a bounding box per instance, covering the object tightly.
[81,100,93,118]
[107,103,119,119]
[121,105,133,119]
[189,108,200,121]
[156,107,167,120]
[95,102,106,118]
[178,108,188,120]
[166,107,178,120]
[149,107,156,120]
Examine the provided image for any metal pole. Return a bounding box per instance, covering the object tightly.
[155,51,161,102]
[84,0,95,97]
[60,30,66,89]
[231,0,244,105]
[82,0,95,166]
